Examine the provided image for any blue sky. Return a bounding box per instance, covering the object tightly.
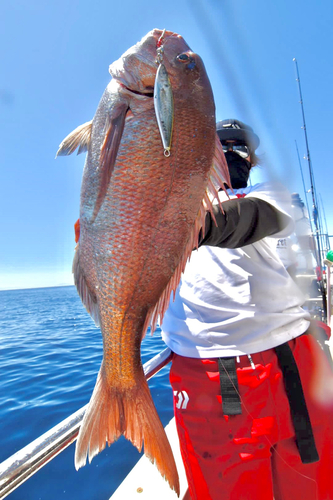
[1,0,332,290]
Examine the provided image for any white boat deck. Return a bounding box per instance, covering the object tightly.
[110,418,189,500]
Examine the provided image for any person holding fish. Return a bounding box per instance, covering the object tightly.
[58,28,332,500]
[161,119,333,500]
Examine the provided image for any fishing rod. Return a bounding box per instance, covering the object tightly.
[319,194,331,254]
[316,193,327,264]
[293,58,327,319]
[295,141,315,233]
[294,140,322,276]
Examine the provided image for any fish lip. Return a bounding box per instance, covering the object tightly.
[109,52,158,88]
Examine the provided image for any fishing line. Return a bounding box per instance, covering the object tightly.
[219,359,319,500]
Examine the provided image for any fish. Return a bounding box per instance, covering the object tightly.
[57,29,230,495]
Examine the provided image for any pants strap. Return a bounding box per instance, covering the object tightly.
[274,342,319,464]
[218,357,242,416]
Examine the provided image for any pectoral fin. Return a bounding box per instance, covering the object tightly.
[56,121,93,157]
[92,101,128,222]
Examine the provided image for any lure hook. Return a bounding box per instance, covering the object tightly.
[156,29,166,65]
[157,29,166,48]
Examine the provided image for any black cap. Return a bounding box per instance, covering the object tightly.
[216,119,260,151]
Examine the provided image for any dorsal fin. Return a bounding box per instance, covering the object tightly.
[144,139,230,336]
[56,121,93,157]
[213,134,231,191]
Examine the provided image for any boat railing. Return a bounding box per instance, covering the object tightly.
[0,347,173,500]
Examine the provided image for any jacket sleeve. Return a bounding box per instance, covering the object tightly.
[199,197,290,249]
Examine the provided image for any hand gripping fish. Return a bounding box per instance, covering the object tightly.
[57,29,230,495]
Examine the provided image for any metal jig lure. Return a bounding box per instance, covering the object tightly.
[154,30,174,157]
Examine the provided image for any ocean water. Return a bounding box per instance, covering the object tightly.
[0,286,174,500]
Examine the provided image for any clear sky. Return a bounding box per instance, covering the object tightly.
[1,0,332,290]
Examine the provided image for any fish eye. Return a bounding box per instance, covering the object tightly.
[177,53,190,62]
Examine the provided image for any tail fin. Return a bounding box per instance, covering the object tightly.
[75,364,180,496]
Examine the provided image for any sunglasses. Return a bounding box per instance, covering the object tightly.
[221,142,250,159]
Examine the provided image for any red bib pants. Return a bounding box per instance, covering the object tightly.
[170,333,333,500]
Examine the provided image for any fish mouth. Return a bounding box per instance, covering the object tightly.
[119,82,154,98]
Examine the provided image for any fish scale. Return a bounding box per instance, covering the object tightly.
[57,29,230,496]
